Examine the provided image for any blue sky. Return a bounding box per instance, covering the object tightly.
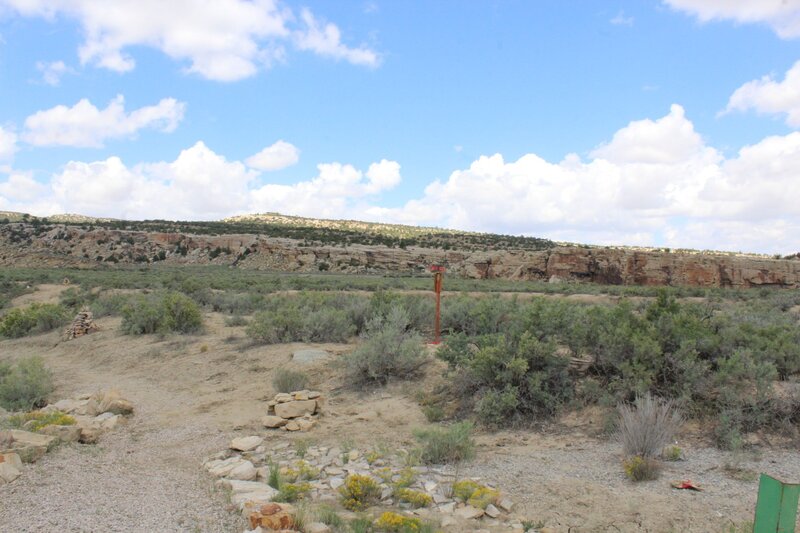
[1,1,800,254]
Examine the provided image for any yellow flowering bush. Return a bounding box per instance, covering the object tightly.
[374,511,422,532]
[395,488,432,508]
[339,474,380,511]
[9,410,76,431]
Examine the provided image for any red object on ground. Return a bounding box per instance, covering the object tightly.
[671,480,703,491]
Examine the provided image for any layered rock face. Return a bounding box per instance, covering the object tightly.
[1,222,798,288]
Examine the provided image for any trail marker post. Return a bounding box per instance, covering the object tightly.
[430,265,445,344]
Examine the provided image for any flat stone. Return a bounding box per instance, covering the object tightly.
[274,400,317,419]
[0,462,21,483]
[284,420,301,431]
[497,497,514,512]
[295,418,315,431]
[208,457,247,478]
[438,502,456,514]
[432,493,449,504]
[485,504,501,518]
[308,390,321,399]
[228,460,257,481]
[293,390,310,400]
[441,516,458,528]
[218,479,275,494]
[262,416,287,428]
[329,477,345,489]
[274,393,292,403]
[455,505,484,520]
[424,480,437,492]
[0,453,22,471]
[306,523,332,533]
[39,424,82,443]
[230,436,264,452]
[292,349,331,364]
[232,490,278,509]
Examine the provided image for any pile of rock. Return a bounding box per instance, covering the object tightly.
[262,390,324,432]
[204,438,522,532]
[43,389,134,443]
[65,310,99,339]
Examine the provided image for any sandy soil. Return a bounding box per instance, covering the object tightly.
[0,288,796,532]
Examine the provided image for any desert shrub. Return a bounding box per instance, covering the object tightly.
[440,332,573,425]
[303,308,356,342]
[90,292,130,317]
[339,474,380,511]
[313,505,344,529]
[452,480,482,502]
[0,357,54,410]
[0,303,69,338]
[622,455,661,481]
[663,445,682,461]
[273,481,311,502]
[344,305,426,386]
[617,394,682,458]
[413,421,475,464]
[272,369,309,393]
[120,292,202,335]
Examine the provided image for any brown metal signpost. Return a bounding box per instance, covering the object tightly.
[430,265,445,344]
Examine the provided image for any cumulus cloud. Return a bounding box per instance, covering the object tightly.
[2,0,380,80]
[36,60,73,86]
[245,140,300,171]
[22,95,186,148]
[366,105,800,254]
[294,8,380,67]
[249,159,400,218]
[0,126,17,161]
[5,106,800,253]
[664,0,800,39]
[725,60,800,127]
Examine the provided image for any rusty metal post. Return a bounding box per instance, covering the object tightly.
[431,265,445,344]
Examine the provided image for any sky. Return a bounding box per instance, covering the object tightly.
[1,1,800,254]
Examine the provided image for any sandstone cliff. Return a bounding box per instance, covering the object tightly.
[0,222,797,288]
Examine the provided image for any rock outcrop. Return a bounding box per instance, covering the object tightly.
[1,221,798,288]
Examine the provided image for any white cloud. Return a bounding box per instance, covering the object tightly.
[6,106,800,253]
[0,171,46,202]
[245,140,300,171]
[366,105,800,254]
[294,8,380,67]
[36,60,73,86]
[22,95,186,148]
[610,10,634,26]
[0,126,17,161]
[2,0,380,81]
[664,0,800,39]
[725,60,800,127]
[249,158,400,217]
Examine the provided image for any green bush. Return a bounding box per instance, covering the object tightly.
[0,303,69,338]
[413,421,475,464]
[0,357,54,410]
[120,292,202,335]
[344,305,426,386]
[272,368,309,393]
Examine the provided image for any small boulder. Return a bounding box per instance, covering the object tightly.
[284,420,301,431]
[274,393,293,403]
[274,400,316,419]
[246,502,295,531]
[79,427,101,444]
[230,436,264,452]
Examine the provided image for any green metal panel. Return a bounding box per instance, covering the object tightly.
[754,473,800,533]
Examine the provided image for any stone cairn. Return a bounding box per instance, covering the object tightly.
[65,310,99,339]
[262,390,324,432]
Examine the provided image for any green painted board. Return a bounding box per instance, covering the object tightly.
[754,473,800,533]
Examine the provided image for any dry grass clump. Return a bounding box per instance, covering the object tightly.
[617,393,682,482]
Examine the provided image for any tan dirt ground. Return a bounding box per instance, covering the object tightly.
[0,286,796,532]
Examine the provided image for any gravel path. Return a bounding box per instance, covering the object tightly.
[464,435,800,532]
[0,402,242,533]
